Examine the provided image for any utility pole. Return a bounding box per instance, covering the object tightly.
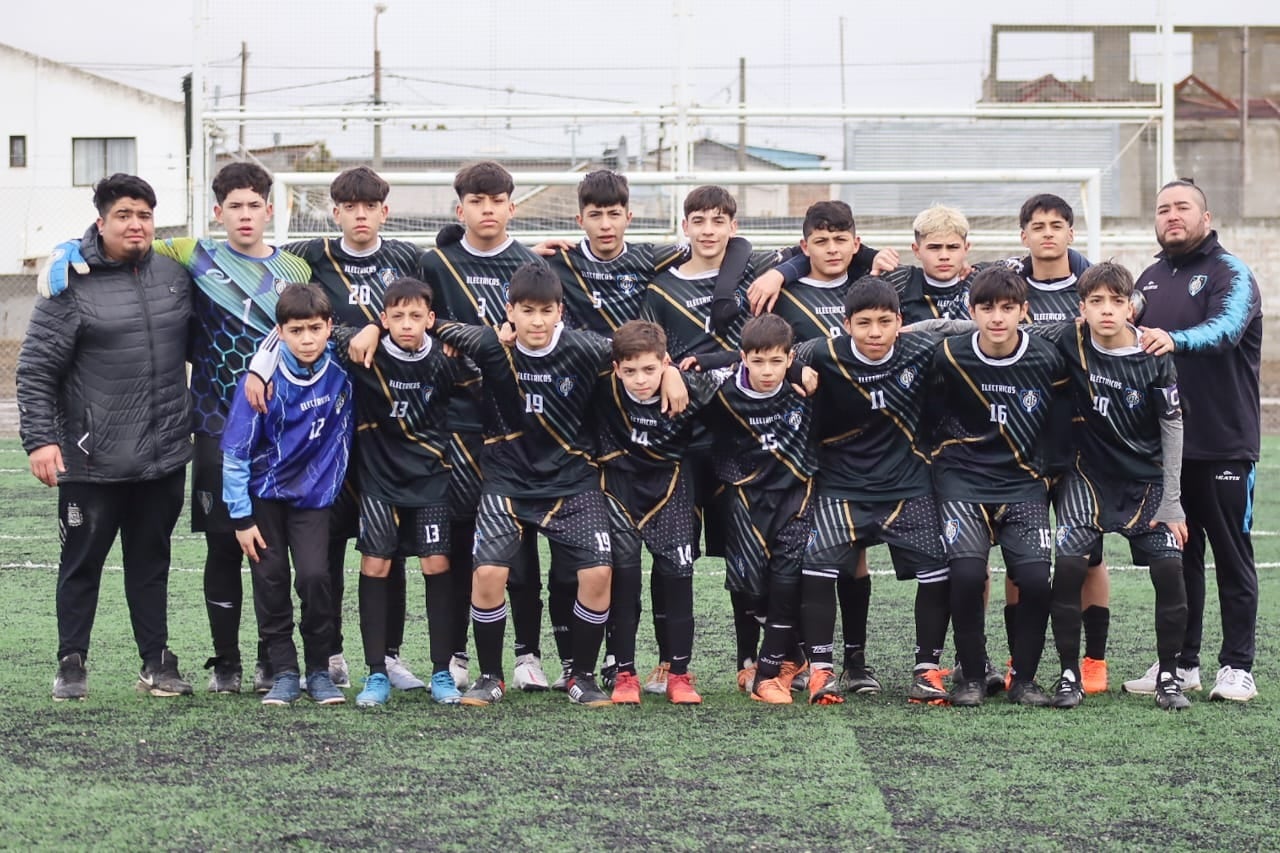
[373,3,388,169]
[737,57,747,201]
[238,41,248,154]
[1240,25,1249,218]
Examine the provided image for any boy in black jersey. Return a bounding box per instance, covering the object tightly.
[436,263,684,707]
[1036,264,1189,709]
[418,161,554,693]
[338,278,476,708]
[889,205,975,324]
[1007,193,1113,695]
[644,185,799,691]
[794,278,953,706]
[275,166,440,694]
[544,170,752,695]
[596,321,723,705]
[770,202,885,696]
[704,314,818,705]
[927,267,1068,707]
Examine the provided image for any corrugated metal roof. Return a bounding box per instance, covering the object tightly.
[842,120,1121,217]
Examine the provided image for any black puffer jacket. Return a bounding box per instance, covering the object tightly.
[17,225,193,483]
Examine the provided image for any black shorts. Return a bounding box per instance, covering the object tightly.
[329,478,361,542]
[804,493,947,581]
[192,434,235,534]
[724,483,813,598]
[938,497,1052,565]
[1053,469,1182,564]
[687,452,728,559]
[473,490,612,582]
[606,467,698,580]
[357,494,451,560]
[447,432,483,521]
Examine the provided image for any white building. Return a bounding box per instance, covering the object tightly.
[0,43,186,273]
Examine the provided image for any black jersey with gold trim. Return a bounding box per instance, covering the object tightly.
[284,237,423,327]
[552,239,684,335]
[642,250,781,360]
[331,326,472,505]
[882,265,973,325]
[417,237,544,433]
[795,331,942,501]
[434,321,610,499]
[706,366,817,491]
[928,330,1068,502]
[773,275,850,342]
[595,370,725,516]
[1047,323,1181,484]
[1026,274,1081,324]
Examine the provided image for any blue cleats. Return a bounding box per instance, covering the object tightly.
[356,672,392,708]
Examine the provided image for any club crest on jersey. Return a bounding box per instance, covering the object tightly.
[784,408,803,429]
[1056,526,1070,547]
[1124,387,1143,409]
[272,279,289,295]
[379,268,397,287]
[66,502,83,527]
[1019,388,1042,414]
[805,528,818,553]
[617,274,639,295]
[421,384,435,402]
[1188,274,1207,296]
[943,518,960,544]
[557,376,575,397]
[334,390,349,413]
[898,367,917,389]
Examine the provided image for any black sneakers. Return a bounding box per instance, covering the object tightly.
[1155,671,1191,711]
[460,675,506,707]
[137,649,194,697]
[567,673,612,707]
[1008,680,1052,707]
[205,656,243,694]
[53,653,88,701]
[950,678,986,707]
[1050,673,1085,709]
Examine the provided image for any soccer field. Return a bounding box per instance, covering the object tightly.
[0,437,1277,850]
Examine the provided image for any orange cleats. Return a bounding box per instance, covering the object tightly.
[643,662,669,695]
[750,675,793,704]
[737,662,757,693]
[1004,658,1014,692]
[611,671,642,705]
[1081,657,1109,694]
[777,660,809,692]
[907,668,950,705]
[807,667,844,705]
[666,672,702,705]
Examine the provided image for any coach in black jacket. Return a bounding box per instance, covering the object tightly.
[1132,179,1263,703]
[18,174,195,701]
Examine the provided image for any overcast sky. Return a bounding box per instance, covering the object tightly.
[6,0,1277,162]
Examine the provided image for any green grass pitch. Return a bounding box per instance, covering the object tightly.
[0,437,1277,850]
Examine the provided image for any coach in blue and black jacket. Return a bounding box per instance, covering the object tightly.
[1133,179,1263,703]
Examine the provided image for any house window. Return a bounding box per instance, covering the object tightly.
[9,136,26,168]
[72,137,137,186]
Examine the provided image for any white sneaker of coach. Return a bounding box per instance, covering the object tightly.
[511,653,550,691]
[1121,661,1201,695]
[384,655,427,691]
[1208,666,1258,702]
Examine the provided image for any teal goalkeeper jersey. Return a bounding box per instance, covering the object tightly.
[154,237,312,438]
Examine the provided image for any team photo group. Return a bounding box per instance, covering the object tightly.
[17,156,1263,712]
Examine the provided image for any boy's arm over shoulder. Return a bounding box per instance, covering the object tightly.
[434,320,498,359]
[152,236,199,266]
